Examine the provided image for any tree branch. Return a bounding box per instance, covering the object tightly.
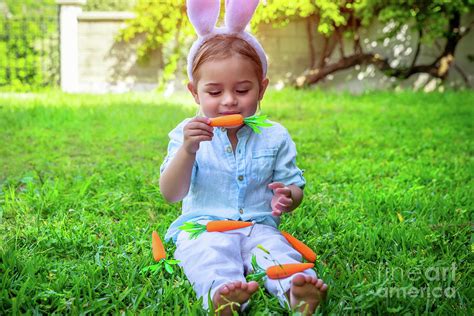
[295,52,444,88]
[296,8,469,87]
[296,53,377,87]
[453,63,471,87]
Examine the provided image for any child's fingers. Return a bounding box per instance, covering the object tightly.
[272,209,282,216]
[277,196,293,206]
[192,117,214,133]
[275,187,291,197]
[187,129,214,138]
[192,135,213,142]
[275,202,291,212]
[268,182,285,191]
[192,116,211,125]
[272,197,290,212]
[185,129,213,142]
[187,120,214,133]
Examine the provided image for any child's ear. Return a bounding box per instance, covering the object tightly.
[258,78,270,101]
[187,82,200,104]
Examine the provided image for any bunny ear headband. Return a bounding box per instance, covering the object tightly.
[186,0,267,82]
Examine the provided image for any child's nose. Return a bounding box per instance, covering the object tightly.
[221,92,237,106]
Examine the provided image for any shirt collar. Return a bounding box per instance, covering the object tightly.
[237,125,252,138]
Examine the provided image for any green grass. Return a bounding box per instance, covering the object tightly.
[1,89,473,314]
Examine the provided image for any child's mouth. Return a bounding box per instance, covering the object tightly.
[219,112,241,115]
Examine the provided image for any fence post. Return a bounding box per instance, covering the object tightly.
[56,0,86,93]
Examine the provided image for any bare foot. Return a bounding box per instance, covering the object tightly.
[212,280,259,315]
[289,274,328,315]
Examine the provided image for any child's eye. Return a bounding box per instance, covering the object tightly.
[236,90,249,94]
[208,91,221,96]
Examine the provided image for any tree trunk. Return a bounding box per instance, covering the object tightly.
[306,15,318,69]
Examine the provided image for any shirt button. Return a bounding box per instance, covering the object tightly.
[226,146,232,153]
[239,208,244,214]
[238,175,244,181]
[220,127,226,132]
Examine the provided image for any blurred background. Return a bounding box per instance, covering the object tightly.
[0,0,473,94]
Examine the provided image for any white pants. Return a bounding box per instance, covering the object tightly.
[174,222,317,311]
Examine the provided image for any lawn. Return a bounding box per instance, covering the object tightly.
[0,89,472,314]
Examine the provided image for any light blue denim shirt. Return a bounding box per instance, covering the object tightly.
[160,118,306,242]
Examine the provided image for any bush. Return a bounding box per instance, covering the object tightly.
[0,1,58,90]
[84,0,136,11]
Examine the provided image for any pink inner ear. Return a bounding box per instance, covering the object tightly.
[187,0,220,36]
[225,0,260,32]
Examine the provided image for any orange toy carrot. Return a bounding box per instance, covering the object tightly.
[281,231,317,263]
[152,231,166,261]
[246,253,315,283]
[142,231,180,275]
[209,114,243,127]
[266,263,314,279]
[179,220,253,239]
[208,114,272,134]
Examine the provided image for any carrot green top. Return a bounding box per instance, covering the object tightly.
[243,115,273,134]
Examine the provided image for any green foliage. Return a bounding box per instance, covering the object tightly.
[1,0,56,16]
[0,90,473,314]
[0,1,58,90]
[84,0,136,11]
[370,0,473,44]
[118,0,194,89]
[253,0,349,34]
[254,0,473,39]
[120,0,472,85]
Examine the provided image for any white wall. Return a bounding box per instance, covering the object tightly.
[57,1,473,93]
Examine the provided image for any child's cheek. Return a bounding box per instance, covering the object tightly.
[201,97,218,112]
[240,95,257,109]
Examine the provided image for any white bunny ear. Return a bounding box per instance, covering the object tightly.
[225,0,260,32]
[187,0,220,36]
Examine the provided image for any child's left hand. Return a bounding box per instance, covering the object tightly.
[268,182,293,216]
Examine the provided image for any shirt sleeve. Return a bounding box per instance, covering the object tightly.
[159,118,190,175]
[272,131,306,189]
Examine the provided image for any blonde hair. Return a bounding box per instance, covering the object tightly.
[191,34,264,90]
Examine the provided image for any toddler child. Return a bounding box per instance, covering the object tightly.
[159,0,327,314]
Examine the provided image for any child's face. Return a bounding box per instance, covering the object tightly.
[188,55,269,123]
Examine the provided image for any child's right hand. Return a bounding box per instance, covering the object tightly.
[182,117,214,154]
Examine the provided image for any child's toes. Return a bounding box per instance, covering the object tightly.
[220,285,230,295]
[291,273,306,286]
[321,283,328,291]
[227,283,236,291]
[315,279,323,288]
[316,279,328,292]
[247,281,259,293]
